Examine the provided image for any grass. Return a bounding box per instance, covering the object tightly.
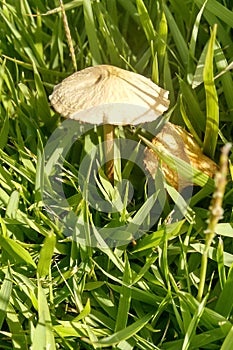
[0,0,233,349]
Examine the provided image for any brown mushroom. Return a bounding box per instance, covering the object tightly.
[49,64,170,182]
[144,122,218,189]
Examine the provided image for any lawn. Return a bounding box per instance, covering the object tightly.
[0,0,233,349]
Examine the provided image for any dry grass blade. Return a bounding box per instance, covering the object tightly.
[59,0,77,71]
[197,143,232,301]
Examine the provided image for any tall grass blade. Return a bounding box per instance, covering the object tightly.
[188,0,207,84]
[31,280,56,350]
[37,232,56,278]
[215,264,233,318]
[0,115,9,151]
[203,24,219,158]
[0,235,36,269]
[0,267,12,329]
[136,0,156,42]
[83,0,102,65]
[95,311,154,347]
[163,5,189,67]
[6,302,28,349]
[194,0,233,27]
[114,254,132,332]
[220,326,233,350]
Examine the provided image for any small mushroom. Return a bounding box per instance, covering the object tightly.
[144,122,218,189]
[49,64,170,182]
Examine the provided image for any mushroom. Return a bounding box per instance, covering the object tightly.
[49,64,170,182]
[144,122,218,189]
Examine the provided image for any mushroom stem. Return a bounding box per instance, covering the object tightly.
[103,123,114,183]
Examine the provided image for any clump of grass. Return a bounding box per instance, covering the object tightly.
[0,1,233,349]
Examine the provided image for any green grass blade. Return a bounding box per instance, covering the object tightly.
[179,79,206,133]
[215,223,233,238]
[32,62,51,124]
[157,11,168,70]
[179,297,192,334]
[108,282,162,306]
[215,264,233,318]
[37,232,56,278]
[220,326,233,350]
[0,235,36,269]
[136,0,156,42]
[0,149,35,183]
[216,237,226,290]
[163,52,174,103]
[181,296,206,350]
[114,254,132,332]
[179,95,202,145]
[53,323,87,338]
[214,41,233,119]
[95,311,154,347]
[31,280,56,350]
[0,267,12,329]
[1,63,19,106]
[73,299,91,322]
[163,5,189,67]
[5,190,19,219]
[133,220,185,253]
[117,0,139,25]
[188,0,207,84]
[35,130,44,204]
[203,24,219,158]
[191,243,233,268]
[91,288,118,319]
[165,185,195,223]
[163,324,231,349]
[0,5,45,67]
[194,0,233,27]
[95,3,130,67]
[132,253,158,285]
[83,0,102,65]
[6,303,28,350]
[0,114,9,151]
[127,191,160,236]
[192,42,208,89]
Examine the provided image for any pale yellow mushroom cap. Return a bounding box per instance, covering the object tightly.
[49,65,170,125]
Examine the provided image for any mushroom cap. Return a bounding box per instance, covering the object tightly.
[49,65,170,125]
[144,122,218,189]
